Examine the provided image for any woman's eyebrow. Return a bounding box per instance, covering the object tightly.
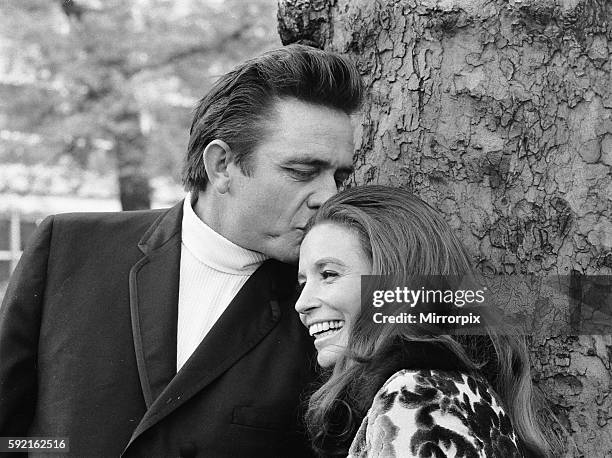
[315,258,346,268]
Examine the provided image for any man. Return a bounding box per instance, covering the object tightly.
[0,44,363,457]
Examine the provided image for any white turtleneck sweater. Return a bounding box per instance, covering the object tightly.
[176,194,268,371]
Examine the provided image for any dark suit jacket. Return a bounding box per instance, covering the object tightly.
[0,202,318,457]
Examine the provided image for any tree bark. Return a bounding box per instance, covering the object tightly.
[278,0,612,456]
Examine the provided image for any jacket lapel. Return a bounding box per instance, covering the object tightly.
[129,202,183,407]
[127,259,297,445]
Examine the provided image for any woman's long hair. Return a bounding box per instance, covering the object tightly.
[303,185,557,457]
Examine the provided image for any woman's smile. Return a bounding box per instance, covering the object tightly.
[295,223,372,368]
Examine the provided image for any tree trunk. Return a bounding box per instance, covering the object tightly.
[278,0,612,456]
[112,105,151,211]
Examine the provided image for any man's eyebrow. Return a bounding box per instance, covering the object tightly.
[282,158,355,174]
[282,158,331,167]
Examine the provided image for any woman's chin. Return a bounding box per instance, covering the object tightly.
[314,329,349,368]
[316,348,340,368]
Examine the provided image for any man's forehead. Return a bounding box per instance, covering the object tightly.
[253,97,355,170]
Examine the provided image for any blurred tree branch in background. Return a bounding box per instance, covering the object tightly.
[1,0,279,209]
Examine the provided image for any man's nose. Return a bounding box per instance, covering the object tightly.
[307,174,337,209]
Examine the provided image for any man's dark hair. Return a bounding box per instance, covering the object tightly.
[182,44,364,193]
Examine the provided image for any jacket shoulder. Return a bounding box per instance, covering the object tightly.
[52,207,167,226]
[45,206,178,254]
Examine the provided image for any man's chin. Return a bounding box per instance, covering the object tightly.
[260,241,300,264]
[258,233,303,264]
[271,249,300,265]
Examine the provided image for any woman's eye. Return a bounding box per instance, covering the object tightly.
[321,270,338,280]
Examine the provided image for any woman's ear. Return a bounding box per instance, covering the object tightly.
[202,139,233,194]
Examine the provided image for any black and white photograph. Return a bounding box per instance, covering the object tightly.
[0,0,611,457]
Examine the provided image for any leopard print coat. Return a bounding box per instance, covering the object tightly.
[347,369,523,457]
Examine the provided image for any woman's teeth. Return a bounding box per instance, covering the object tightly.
[309,320,344,337]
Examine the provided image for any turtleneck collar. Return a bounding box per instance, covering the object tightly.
[181,193,268,274]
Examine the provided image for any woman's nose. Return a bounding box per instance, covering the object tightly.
[294,283,319,315]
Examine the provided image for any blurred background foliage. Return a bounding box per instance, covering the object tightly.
[0,0,280,209]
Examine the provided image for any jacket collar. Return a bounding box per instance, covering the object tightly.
[130,201,184,408]
[126,200,299,450]
[137,200,183,255]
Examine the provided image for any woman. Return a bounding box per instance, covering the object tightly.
[295,185,557,457]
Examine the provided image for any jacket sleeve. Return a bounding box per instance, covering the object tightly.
[0,216,54,435]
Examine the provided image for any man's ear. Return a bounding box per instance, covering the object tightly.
[202,139,233,194]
